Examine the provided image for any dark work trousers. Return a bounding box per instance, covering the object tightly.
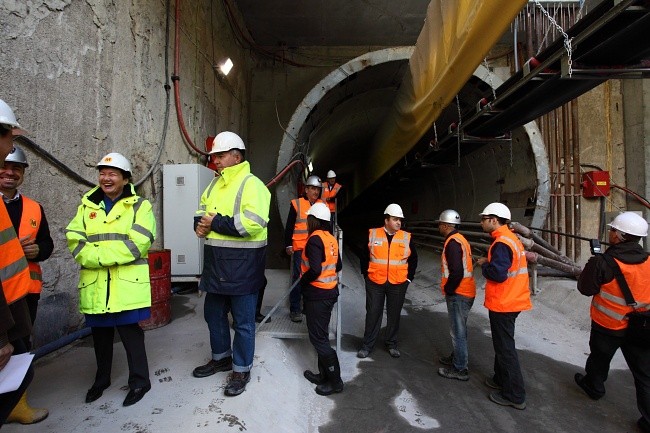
[0,339,33,426]
[91,324,150,390]
[583,327,650,424]
[304,298,337,358]
[361,279,408,351]
[289,251,303,313]
[489,310,526,404]
[22,293,40,349]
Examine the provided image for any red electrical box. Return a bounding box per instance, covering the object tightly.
[582,170,610,198]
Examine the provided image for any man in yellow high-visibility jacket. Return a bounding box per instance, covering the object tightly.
[193,131,270,398]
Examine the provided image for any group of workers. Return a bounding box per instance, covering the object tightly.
[0,96,648,432]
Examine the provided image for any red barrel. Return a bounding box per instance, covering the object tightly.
[139,249,172,330]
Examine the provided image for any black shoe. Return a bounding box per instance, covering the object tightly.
[489,391,526,410]
[224,372,251,396]
[574,373,602,400]
[290,311,303,323]
[388,348,401,358]
[85,383,110,403]
[193,357,233,378]
[255,313,271,323]
[122,384,151,407]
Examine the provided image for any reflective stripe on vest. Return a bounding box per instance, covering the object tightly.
[300,230,338,289]
[291,198,321,251]
[484,225,532,313]
[367,228,411,285]
[441,232,476,298]
[18,196,44,293]
[591,257,650,330]
[0,203,30,303]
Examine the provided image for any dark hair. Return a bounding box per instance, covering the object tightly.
[98,165,132,182]
[0,124,11,137]
[621,233,641,243]
[307,215,330,234]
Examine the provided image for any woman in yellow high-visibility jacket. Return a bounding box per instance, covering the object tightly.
[66,153,156,408]
[300,203,343,396]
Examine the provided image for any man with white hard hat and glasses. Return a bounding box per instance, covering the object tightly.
[476,202,531,410]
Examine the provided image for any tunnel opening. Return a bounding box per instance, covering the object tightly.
[277,49,550,253]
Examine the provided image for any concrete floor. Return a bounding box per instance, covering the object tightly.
[3,250,641,433]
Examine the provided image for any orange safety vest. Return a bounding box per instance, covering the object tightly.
[17,196,43,294]
[591,257,650,330]
[300,230,339,289]
[367,228,411,285]
[321,182,341,212]
[441,232,476,298]
[484,225,532,313]
[0,202,30,304]
[291,197,323,251]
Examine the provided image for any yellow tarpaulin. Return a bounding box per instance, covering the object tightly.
[355,0,527,196]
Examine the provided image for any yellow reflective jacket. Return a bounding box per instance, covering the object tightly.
[66,184,156,314]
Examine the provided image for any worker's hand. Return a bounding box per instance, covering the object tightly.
[285,246,293,256]
[475,257,488,266]
[20,237,39,260]
[195,213,215,238]
[0,342,14,371]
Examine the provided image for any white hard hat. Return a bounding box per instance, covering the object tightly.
[5,145,28,167]
[306,202,331,222]
[326,170,336,178]
[479,202,511,220]
[0,99,20,128]
[384,203,404,218]
[437,209,461,225]
[210,131,245,154]
[608,212,648,237]
[305,175,322,188]
[97,152,132,173]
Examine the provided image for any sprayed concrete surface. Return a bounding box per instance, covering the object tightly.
[3,250,639,433]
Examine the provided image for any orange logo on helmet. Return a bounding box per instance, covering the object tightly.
[30,219,37,228]
[103,157,112,163]
[89,211,97,219]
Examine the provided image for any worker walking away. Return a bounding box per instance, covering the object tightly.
[0,99,37,426]
[284,175,324,322]
[300,202,343,395]
[66,152,156,407]
[0,145,52,424]
[321,170,342,230]
[476,202,531,410]
[575,212,650,433]
[193,131,270,397]
[436,209,476,381]
[357,204,418,359]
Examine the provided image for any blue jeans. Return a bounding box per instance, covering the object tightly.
[204,292,257,373]
[445,294,474,371]
[290,250,303,313]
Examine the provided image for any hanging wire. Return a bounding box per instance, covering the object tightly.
[482,57,497,101]
[431,122,439,151]
[455,95,461,167]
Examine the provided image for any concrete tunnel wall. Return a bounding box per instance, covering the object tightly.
[276,50,550,229]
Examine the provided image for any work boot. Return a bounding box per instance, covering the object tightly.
[315,354,344,396]
[290,311,303,323]
[224,371,251,397]
[388,347,401,358]
[488,391,526,410]
[192,357,233,378]
[356,348,370,359]
[438,367,469,381]
[6,392,49,424]
[304,356,327,385]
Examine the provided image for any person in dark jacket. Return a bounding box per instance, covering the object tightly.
[575,212,650,433]
[300,203,343,395]
[192,132,270,397]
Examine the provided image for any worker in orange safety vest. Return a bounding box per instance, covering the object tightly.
[320,170,342,230]
[476,202,531,411]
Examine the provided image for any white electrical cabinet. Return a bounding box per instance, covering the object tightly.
[163,164,215,278]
